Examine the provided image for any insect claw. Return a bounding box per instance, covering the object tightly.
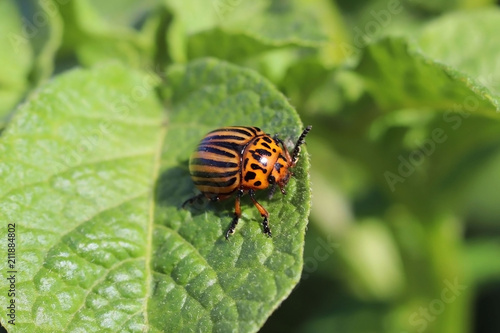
[182,193,204,208]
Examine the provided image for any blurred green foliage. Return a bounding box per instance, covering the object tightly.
[1,0,500,332]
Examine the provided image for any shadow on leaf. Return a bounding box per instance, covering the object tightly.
[155,162,218,217]
[155,162,195,207]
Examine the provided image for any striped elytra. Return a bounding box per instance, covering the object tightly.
[183,125,312,239]
[188,126,264,200]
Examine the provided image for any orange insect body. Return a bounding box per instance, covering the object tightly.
[184,125,311,239]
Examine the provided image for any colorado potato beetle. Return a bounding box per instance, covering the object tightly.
[183,125,311,239]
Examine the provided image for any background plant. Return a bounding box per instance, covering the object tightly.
[1,0,500,332]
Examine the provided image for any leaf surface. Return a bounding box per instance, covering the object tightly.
[0,0,33,125]
[0,59,311,332]
[356,37,499,115]
[151,58,311,332]
[164,0,329,72]
[415,8,500,101]
[57,0,157,68]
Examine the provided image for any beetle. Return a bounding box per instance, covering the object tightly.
[182,125,311,239]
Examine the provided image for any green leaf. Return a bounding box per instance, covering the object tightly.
[166,0,352,89]
[410,0,495,13]
[279,58,333,111]
[0,0,33,124]
[152,58,311,332]
[165,0,329,66]
[338,219,405,300]
[464,241,500,284]
[0,62,164,332]
[415,8,500,101]
[86,0,161,26]
[334,0,430,62]
[57,0,158,67]
[345,22,500,203]
[217,0,327,45]
[355,37,500,115]
[0,59,310,332]
[460,150,500,220]
[187,28,315,63]
[18,0,64,85]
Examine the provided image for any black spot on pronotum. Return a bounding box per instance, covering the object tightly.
[261,142,271,149]
[248,149,261,161]
[244,171,257,181]
[243,157,249,169]
[252,138,261,146]
[254,181,262,187]
[251,163,267,173]
[263,136,273,144]
[268,175,276,183]
[256,149,272,156]
[275,163,283,172]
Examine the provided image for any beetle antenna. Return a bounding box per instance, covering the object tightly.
[292,125,312,164]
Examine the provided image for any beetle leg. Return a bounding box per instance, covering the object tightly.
[226,189,243,240]
[279,185,287,195]
[182,193,205,208]
[249,189,272,237]
[267,183,277,199]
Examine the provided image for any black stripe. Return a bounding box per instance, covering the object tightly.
[263,136,273,144]
[225,128,255,137]
[194,177,237,187]
[208,141,243,151]
[198,145,237,158]
[191,170,239,178]
[209,127,254,137]
[245,127,260,135]
[190,158,238,168]
[204,134,247,141]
